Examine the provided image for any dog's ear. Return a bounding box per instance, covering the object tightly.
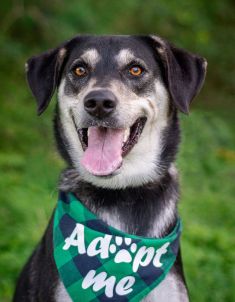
[25,47,67,115]
[150,36,207,114]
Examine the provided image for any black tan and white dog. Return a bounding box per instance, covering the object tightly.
[14,35,207,302]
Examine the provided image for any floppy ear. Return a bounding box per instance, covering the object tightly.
[26,47,67,115]
[150,36,207,114]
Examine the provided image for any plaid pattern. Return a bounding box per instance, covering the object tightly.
[53,191,181,302]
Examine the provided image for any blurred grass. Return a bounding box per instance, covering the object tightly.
[179,113,235,302]
[0,1,235,301]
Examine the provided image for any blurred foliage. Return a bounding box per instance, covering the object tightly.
[0,1,235,301]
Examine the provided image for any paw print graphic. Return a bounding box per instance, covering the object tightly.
[109,236,138,264]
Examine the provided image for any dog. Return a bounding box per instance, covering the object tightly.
[13,35,207,302]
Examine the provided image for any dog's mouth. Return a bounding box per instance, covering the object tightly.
[77,117,147,176]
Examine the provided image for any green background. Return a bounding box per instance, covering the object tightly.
[0,1,234,301]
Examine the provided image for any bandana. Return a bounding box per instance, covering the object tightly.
[53,192,181,301]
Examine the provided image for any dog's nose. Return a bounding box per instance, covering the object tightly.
[84,90,117,118]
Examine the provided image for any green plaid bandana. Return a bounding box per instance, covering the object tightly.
[53,192,182,301]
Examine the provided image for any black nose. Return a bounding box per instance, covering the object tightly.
[84,90,117,118]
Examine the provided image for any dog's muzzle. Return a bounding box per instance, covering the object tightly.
[75,90,147,177]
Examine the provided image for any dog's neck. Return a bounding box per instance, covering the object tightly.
[59,165,179,238]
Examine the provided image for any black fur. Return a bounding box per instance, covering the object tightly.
[14,35,206,301]
[145,36,207,114]
[14,174,181,302]
[26,47,65,115]
[26,35,206,115]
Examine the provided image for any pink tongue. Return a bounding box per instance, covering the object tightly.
[81,127,125,176]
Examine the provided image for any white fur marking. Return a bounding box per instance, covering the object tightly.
[148,198,176,238]
[58,48,67,59]
[115,49,137,66]
[79,48,100,66]
[169,164,178,179]
[55,281,72,302]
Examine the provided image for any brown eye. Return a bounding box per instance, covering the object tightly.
[74,66,87,77]
[129,66,143,76]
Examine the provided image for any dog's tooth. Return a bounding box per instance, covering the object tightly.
[87,128,90,137]
[123,128,130,143]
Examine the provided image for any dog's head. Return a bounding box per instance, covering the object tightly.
[26,35,207,188]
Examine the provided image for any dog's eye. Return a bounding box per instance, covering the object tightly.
[129,66,143,76]
[74,66,87,77]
